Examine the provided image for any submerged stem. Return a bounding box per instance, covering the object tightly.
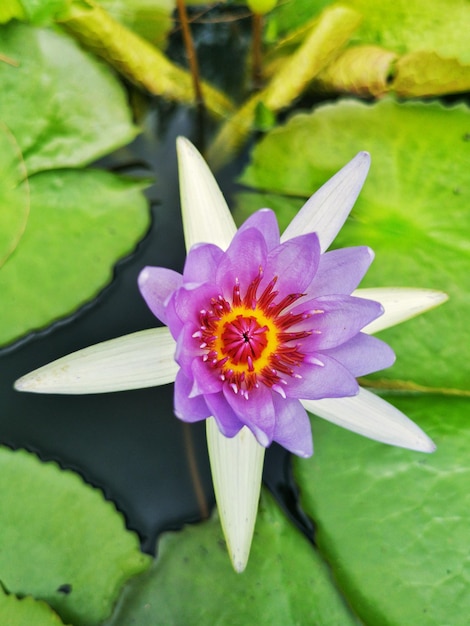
[182,422,210,520]
[176,0,204,108]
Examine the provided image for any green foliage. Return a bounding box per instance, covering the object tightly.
[269,0,470,97]
[0,23,138,173]
[296,395,470,626]
[0,22,149,347]
[18,0,69,22]
[0,447,150,626]
[0,124,29,268]
[0,586,69,625]
[106,492,360,626]
[97,0,174,47]
[0,170,149,347]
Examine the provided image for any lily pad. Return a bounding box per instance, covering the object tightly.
[0,446,151,626]
[98,0,174,48]
[269,0,470,97]
[295,394,470,626]
[106,492,360,626]
[0,22,138,174]
[0,586,69,626]
[0,0,25,23]
[237,99,470,393]
[0,168,149,347]
[348,0,470,64]
[271,0,470,64]
[15,0,69,23]
[0,123,29,268]
[0,21,150,347]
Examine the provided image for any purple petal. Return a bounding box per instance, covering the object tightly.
[174,283,219,324]
[264,232,320,299]
[164,291,184,339]
[272,396,313,457]
[205,391,244,438]
[286,355,359,400]
[138,266,182,324]
[175,322,200,375]
[300,294,384,351]
[323,333,395,377]
[237,209,280,251]
[216,227,268,298]
[183,243,224,283]
[174,368,211,422]
[308,246,374,297]
[223,384,275,447]
[190,357,224,396]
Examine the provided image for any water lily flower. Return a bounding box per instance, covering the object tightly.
[15,138,447,572]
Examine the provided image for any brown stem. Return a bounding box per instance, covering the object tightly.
[182,423,210,519]
[0,53,19,67]
[176,0,204,108]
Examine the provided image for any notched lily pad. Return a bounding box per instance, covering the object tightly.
[0,585,69,626]
[106,491,360,626]
[296,395,470,626]
[0,22,138,174]
[0,446,151,626]
[0,169,149,347]
[0,21,150,348]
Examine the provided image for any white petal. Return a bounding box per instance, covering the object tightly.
[14,328,178,394]
[176,137,237,251]
[355,288,449,334]
[206,418,265,573]
[302,387,435,453]
[281,151,370,251]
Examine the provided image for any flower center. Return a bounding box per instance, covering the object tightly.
[196,269,314,397]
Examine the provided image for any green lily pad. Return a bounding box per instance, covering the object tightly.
[295,394,470,626]
[106,491,360,626]
[0,21,149,347]
[0,586,69,626]
[237,99,470,393]
[0,0,25,23]
[348,0,470,64]
[0,168,148,347]
[271,0,470,64]
[0,22,138,174]
[0,123,29,268]
[0,446,151,626]
[16,0,69,23]
[98,0,174,48]
[269,0,470,97]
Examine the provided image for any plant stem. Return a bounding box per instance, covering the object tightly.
[176,0,204,108]
[182,423,209,519]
